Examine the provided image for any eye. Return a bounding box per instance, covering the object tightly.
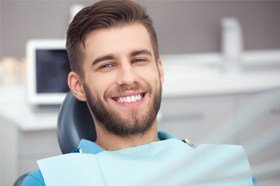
[97,63,115,72]
[100,64,112,69]
[132,58,147,63]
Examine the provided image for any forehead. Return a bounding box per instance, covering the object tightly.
[83,23,154,59]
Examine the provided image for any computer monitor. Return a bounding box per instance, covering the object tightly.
[26,39,71,105]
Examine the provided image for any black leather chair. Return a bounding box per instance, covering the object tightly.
[14,91,96,185]
[57,91,96,154]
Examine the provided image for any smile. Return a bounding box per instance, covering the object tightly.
[112,92,146,106]
[117,94,143,103]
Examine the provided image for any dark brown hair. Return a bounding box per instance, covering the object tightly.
[66,0,159,77]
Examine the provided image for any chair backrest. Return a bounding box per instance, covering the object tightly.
[13,173,29,186]
[57,91,96,154]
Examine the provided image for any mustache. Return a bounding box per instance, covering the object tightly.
[105,83,151,98]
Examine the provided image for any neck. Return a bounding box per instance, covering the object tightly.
[94,121,159,151]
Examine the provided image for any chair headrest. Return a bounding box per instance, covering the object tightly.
[57,91,96,154]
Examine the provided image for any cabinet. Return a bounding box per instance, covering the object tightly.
[0,121,60,186]
[18,130,60,174]
[237,88,280,185]
[0,117,18,186]
[159,95,236,145]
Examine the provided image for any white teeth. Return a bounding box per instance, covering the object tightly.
[131,96,136,102]
[117,94,143,103]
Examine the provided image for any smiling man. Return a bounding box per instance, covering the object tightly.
[69,0,166,150]
[22,0,254,185]
[73,23,164,150]
[22,1,166,185]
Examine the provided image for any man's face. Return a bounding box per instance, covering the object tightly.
[81,23,164,136]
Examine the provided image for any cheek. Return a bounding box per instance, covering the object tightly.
[147,66,161,81]
[90,75,116,99]
[138,64,160,78]
[138,69,161,90]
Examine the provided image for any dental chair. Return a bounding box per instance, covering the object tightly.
[14,92,96,185]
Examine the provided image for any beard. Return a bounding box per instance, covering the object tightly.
[83,81,162,137]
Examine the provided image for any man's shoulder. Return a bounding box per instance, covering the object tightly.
[21,169,45,186]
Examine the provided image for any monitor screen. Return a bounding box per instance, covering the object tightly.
[27,39,71,105]
[36,49,70,93]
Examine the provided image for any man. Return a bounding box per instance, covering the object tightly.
[22,0,254,185]
[22,1,166,185]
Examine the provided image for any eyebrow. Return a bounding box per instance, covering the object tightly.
[130,49,152,57]
[92,54,115,66]
[91,49,153,66]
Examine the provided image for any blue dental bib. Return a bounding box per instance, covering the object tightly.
[38,139,253,186]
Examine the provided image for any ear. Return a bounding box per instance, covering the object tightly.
[157,59,164,84]
[68,71,86,101]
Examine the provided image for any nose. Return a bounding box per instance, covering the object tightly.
[116,63,138,86]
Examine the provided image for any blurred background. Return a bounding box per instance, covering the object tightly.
[0,0,280,185]
[1,0,280,56]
